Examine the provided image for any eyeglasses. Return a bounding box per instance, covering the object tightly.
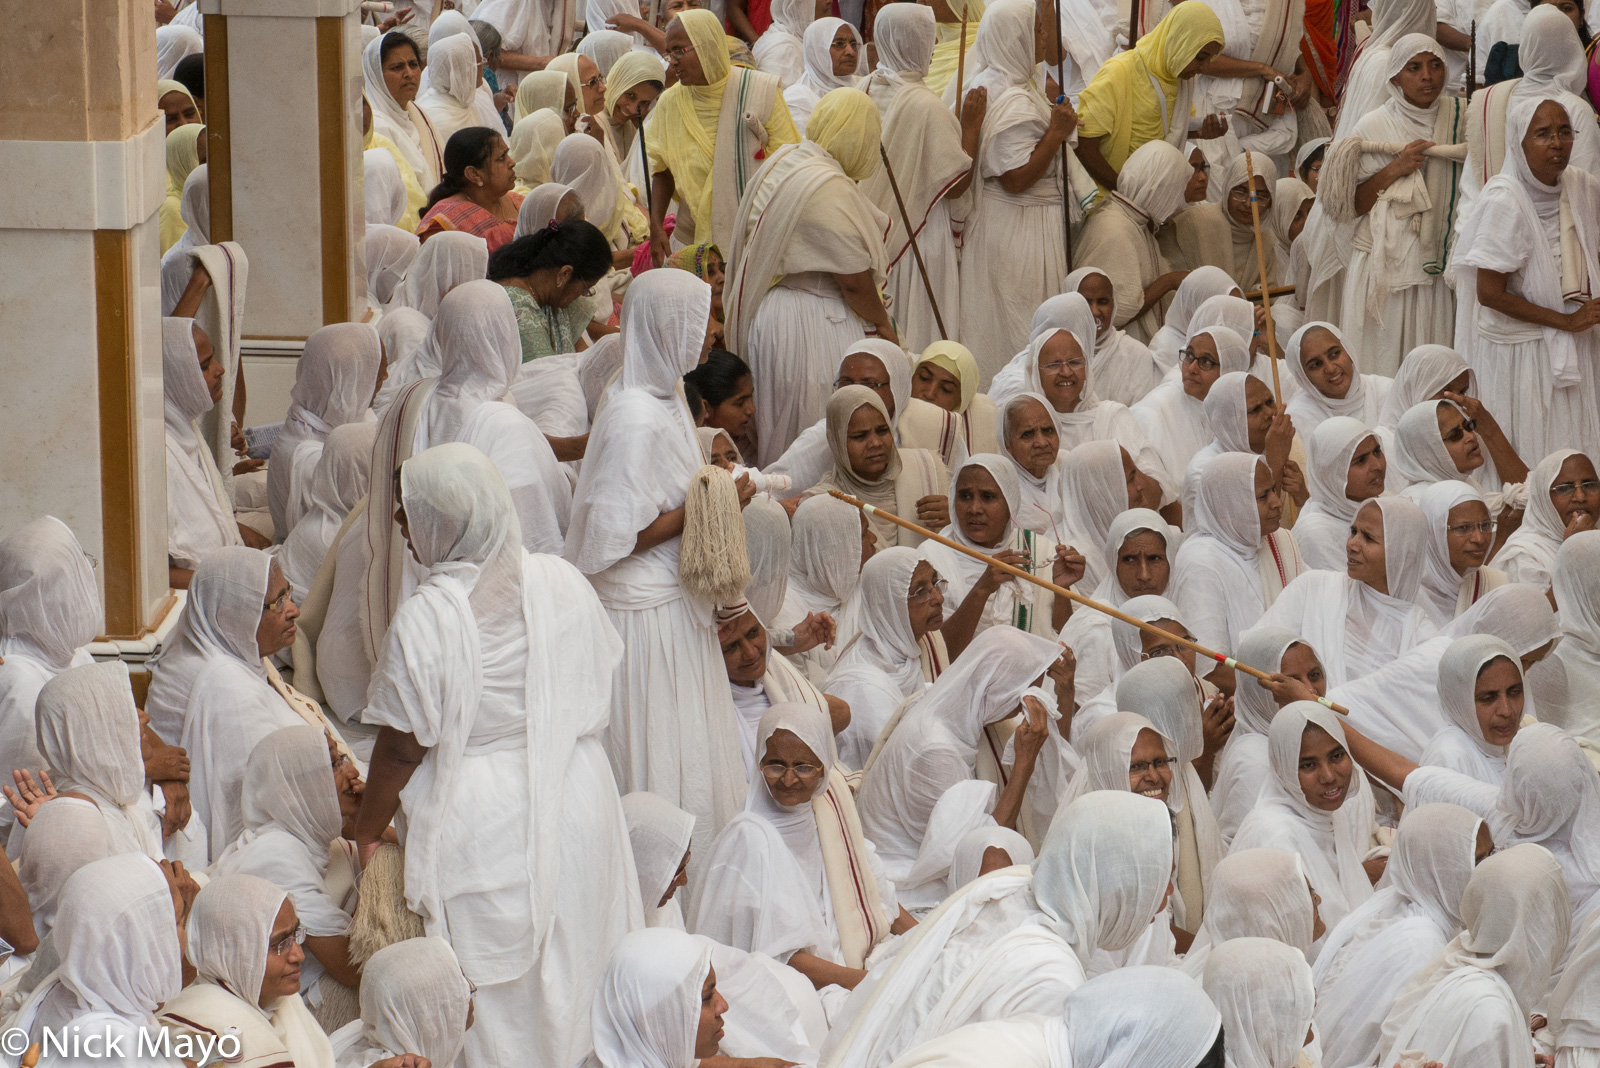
[1178,349,1219,372]
[836,377,890,392]
[1228,187,1273,208]
[908,576,948,604]
[665,43,697,61]
[761,760,823,781]
[1440,418,1477,443]
[1129,756,1171,775]
[1552,479,1600,498]
[1446,519,1498,536]
[583,73,605,91]
[1141,635,1197,661]
[1039,357,1086,376]
[263,588,291,614]
[269,925,307,958]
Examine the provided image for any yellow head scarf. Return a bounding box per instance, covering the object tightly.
[679,9,732,85]
[1076,2,1224,172]
[166,123,205,194]
[157,78,195,107]
[508,110,565,187]
[547,53,585,108]
[806,87,881,182]
[515,70,570,122]
[604,51,668,115]
[915,341,979,413]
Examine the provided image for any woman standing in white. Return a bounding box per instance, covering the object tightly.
[782,19,864,130]
[566,269,748,863]
[860,4,979,353]
[355,442,642,1068]
[1453,96,1600,464]
[952,0,1084,382]
[1336,36,1465,375]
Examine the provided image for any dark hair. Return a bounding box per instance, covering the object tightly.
[683,377,706,424]
[173,53,205,100]
[1193,1028,1225,1068]
[684,349,752,407]
[424,127,504,215]
[1297,143,1327,182]
[486,221,613,284]
[379,30,421,66]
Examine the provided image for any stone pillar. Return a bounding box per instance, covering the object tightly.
[0,0,172,639]
[200,0,368,339]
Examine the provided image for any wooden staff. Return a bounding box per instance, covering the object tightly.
[1245,284,1298,303]
[1051,0,1075,271]
[1468,20,1477,97]
[638,124,651,213]
[956,15,968,104]
[879,145,949,340]
[826,490,1349,712]
[1243,150,1282,403]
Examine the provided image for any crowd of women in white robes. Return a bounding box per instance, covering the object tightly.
[19,0,1600,1065]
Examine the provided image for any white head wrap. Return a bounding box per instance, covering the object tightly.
[0,516,100,671]
[623,792,696,911]
[788,495,865,614]
[1201,938,1316,1068]
[49,854,183,1027]
[589,928,713,1068]
[947,825,1035,890]
[1055,967,1221,1068]
[358,938,473,1068]
[364,147,408,226]
[392,230,489,318]
[17,797,114,939]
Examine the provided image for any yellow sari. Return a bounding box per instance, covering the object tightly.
[924,0,986,96]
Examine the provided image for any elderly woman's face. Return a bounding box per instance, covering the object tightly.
[255,565,299,658]
[837,353,896,418]
[1004,397,1059,479]
[1345,501,1389,593]
[161,90,200,134]
[906,560,946,637]
[912,361,962,411]
[1523,99,1575,186]
[1445,499,1494,575]
[577,54,607,115]
[1255,461,1283,536]
[1226,175,1272,227]
[761,728,825,807]
[954,465,1010,549]
[844,404,893,479]
[664,19,707,86]
[259,900,305,1007]
[830,27,860,75]
[1037,331,1087,414]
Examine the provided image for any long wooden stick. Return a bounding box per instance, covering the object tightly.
[956,16,967,106]
[1051,0,1075,272]
[826,489,1349,712]
[879,145,949,340]
[1468,20,1477,97]
[1243,150,1282,403]
[1245,284,1298,303]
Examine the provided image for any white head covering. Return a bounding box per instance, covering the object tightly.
[746,701,836,874]
[578,29,634,75]
[1201,371,1257,453]
[989,293,1099,408]
[1202,938,1316,1068]
[1497,723,1600,904]
[1055,966,1221,1068]
[1549,530,1600,742]
[957,0,1037,101]
[1235,702,1375,928]
[1391,399,1469,487]
[17,797,114,939]
[363,32,442,185]
[1379,345,1473,427]
[1110,594,1186,675]
[1379,842,1570,1065]
[1283,320,1385,429]
[186,873,287,1010]
[552,133,625,240]
[36,662,163,859]
[235,724,343,860]
[1150,266,1240,362]
[1033,791,1175,958]
[366,224,421,308]
[589,928,713,1068]
[1429,634,1523,779]
[416,33,481,122]
[623,792,696,913]
[280,421,378,597]
[1232,627,1304,737]
[424,278,523,443]
[896,627,1064,752]
[997,392,1067,534]
[831,546,924,695]
[787,495,865,616]
[271,319,382,522]
[1091,507,1177,609]
[872,2,936,83]
[509,112,566,190]
[392,230,489,317]
[1190,848,1316,960]
[1304,416,1380,526]
[0,515,100,671]
[1493,448,1587,583]
[365,148,408,226]
[358,938,473,1068]
[43,854,183,1029]
[1060,440,1129,570]
[1113,140,1194,228]
[171,164,212,256]
[516,181,581,237]
[797,18,863,102]
[1061,711,1168,806]
[948,825,1035,890]
[1361,495,1429,602]
[742,496,792,626]
[156,24,203,79]
[1189,295,1258,356]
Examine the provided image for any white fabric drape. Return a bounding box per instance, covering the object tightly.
[1200,937,1315,1068]
[1180,847,1316,978]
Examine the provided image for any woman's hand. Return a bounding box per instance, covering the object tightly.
[1013,695,1050,765]
[159,781,192,839]
[1201,693,1235,758]
[960,85,989,137]
[160,859,201,925]
[1045,96,1078,143]
[1051,543,1086,590]
[1046,647,1077,690]
[789,611,837,653]
[1564,507,1598,539]
[378,7,415,30]
[1389,139,1435,178]
[915,494,950,530]
[649,221,672,269]
[3,769,57,828]
[1263,410,1296,475]
[1262,671,1320,705]
[734,471,756,509]
[977,548,1029,595]
[370,1057,430,1068]
[1362,854,1388,884]
[1195,113,1229,140]
[1564,298,1600,333]
[1279,458,1308,508]
[144,743,191,784]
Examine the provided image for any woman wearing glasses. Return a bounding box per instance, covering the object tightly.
[1392,399,1531,537]
[1162,152,1280,291]
[692,703,915,994]
[1413,481,1508,624]
[158,874,342,1068]
[1490,447,1600,588]
[1132,324,1252,509]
